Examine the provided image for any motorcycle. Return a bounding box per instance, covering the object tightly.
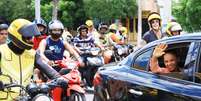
[0,74,53,101]
[50,57,86,101]
[43,50,86,101]
[79,47,104,87]
[0,68,86,101]
[113,44,134,62]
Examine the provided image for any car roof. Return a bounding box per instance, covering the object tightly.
[140,33,201,51]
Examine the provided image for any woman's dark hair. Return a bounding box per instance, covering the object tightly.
[165,50,177,57]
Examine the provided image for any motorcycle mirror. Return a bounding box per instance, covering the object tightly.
[0,74,12,84]
[0,81,4,90]
[0,74,12,100]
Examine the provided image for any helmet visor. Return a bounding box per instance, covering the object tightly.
[18,23,41,38]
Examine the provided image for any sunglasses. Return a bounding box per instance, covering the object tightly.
[0,32,8,35]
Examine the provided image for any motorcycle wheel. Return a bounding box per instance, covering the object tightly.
[68,91,86,101]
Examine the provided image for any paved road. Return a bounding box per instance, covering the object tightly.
[86,92,94,101]
[85,87,94,101]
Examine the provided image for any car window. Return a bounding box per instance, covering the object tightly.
[133,49,153,70]
[149,42,191,79]
[194,42,201,83]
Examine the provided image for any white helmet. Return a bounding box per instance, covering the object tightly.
[170,22,182,32]
[48,20,64,30]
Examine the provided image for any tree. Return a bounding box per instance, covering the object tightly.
[36,0,86,29]
[173,0,201,32]
[0,0,34,23]
[84,0,137,22]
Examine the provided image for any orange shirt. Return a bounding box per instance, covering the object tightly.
[33,35,47,50]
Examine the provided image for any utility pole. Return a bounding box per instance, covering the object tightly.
[137,0,142,47]
[35,0,41,20]
[52,0,59,20]
[157,0,172,28]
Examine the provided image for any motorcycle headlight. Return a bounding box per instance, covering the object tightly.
[91,50,99,56]
[117,48,124,55]
[33,94,53,101]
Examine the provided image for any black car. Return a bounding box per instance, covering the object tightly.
[93,33,201,101]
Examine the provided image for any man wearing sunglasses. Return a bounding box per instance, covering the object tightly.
[0,24,8,44]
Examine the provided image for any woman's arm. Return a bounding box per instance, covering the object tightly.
[150,44,168,73]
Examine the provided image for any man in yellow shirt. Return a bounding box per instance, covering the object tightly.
[0,19,64,101]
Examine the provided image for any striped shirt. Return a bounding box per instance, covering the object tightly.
[73,35,95,50]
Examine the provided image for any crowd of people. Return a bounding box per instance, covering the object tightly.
[0,11,184,100]
[0,17,130,100]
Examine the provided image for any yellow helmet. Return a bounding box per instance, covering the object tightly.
[148,12,161,26]
[85,20,93,27]
[8,19,41,50]
[148,12,161,22]
[119,27,128,36]
[109,24,117,30]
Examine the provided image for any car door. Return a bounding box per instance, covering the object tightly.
[126,41,201,101]
[126,46,158,101]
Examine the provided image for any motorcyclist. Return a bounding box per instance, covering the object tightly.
[85,20,100,42]
[73,25,104,87]
[107,24,125,45]
[119,26,128,42]
[32,18,48,50]
[38,20,84,72]
[62,27,73,44]
[164,21,182,37]
[0,19,64,101]
[97,23,113,64]
[0,23,8,44]
[73,24,104,63]
[97,23,109,46]
[142,12,164,43]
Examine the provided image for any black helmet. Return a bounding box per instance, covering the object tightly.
[0,24,8,30]
[33,18,47,28]
[33,18,47,35]
[77,25,88,33]
[98,23,108,31]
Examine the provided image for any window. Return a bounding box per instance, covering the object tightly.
[133,49,153,70]
[153,42,196,80]
[144,42,193,78]
[193,42,201,83]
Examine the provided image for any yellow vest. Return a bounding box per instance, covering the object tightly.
[0,44,35,101]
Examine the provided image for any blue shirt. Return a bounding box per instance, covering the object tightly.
[45,37,65,60]
[143,30,164,43]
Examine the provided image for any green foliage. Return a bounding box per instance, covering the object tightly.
[0,0,34,23]
[38,0,86,29]
[173,0,201,32]
[0,0,137,29]
[84,0,137,22]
